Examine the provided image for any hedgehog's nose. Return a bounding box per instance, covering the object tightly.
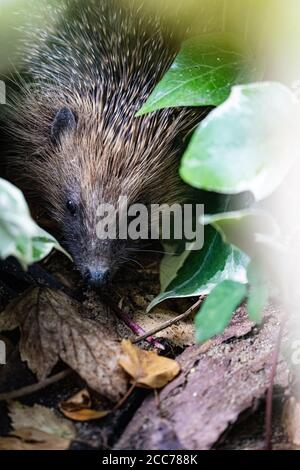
[84,267,111,287]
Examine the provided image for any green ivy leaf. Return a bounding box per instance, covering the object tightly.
[195,280,247,343]
[0,178,70,268]
[180,82,300,200]
[137,33,261,115]
[246,260,269,323]
[148,226,248,311]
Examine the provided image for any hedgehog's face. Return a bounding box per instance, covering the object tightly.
[57,181,135,286]
[47,103,192,287]
[61,188,135,287]
[63,199,131,286]
[49,107,139,286]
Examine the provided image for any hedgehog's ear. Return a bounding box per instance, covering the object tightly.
[51,107,76,145]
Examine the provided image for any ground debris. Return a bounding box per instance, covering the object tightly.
[116,305,289,450]
[0,255,291,450]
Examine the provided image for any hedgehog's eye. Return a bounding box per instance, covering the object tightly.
[66,200,77,216]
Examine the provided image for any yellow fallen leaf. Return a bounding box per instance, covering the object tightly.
[60,408,109,421]
[0,427,71,450]
[59,389,109,421]
[119,339,180,389]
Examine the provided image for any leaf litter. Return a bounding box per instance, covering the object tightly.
[116,305,290,450]
[0,257,291,449]
[0,283,181,405]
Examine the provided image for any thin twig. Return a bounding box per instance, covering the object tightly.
[132,297,203,344]
[113,381,136,412]
[154,388,161,412]
[104,297,165,350]
[0,369,72,402]
[264,317,286,450]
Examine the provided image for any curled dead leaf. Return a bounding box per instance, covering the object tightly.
[61,388,92,409]
[60,408,109,422]
[0,288,128,402]
[119,339,180,389]
[59,389,109,421]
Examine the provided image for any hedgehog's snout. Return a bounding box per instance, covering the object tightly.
[84,266,111,287]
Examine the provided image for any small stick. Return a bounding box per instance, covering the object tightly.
[132,296,203,344]
[105,298,165,350]
[113,381,136,411]
[0,369,72,402]
[154,388,161,411]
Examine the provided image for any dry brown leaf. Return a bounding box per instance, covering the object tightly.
[59,389,109,421]
[119,339,180,389]
[282,397,300,446]
[0,402,75,450]
[0,287,128,402]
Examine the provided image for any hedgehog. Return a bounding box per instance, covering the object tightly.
[7,0,204,286]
